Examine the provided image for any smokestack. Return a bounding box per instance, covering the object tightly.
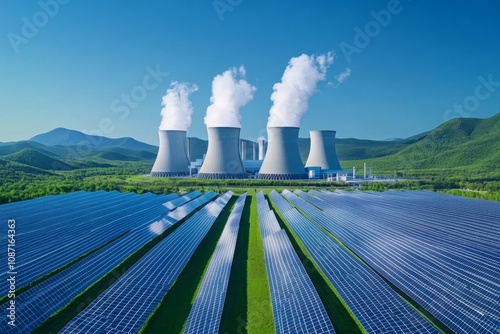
[353,166,356,179]
[186,137,191,162]
[305,130,342,171]
[258,138,266,160]
[364,162,366,180]
[258,127,306,180]
[253,142,256,160]
[197,127,247,179]
[151,130,189,177]
[241,140,246,160]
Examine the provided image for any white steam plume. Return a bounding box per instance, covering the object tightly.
[267,52,333,127]
[204,66,256,128]
[159,81,198,131]
[335,67,351,87]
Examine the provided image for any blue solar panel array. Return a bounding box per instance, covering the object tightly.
[0,191,212,333]
[257,191,335,334]
[60,191,233,334]
[0,191,176,287]
[271,190,439,333]
[184,193,247,334]
[299,189,500,334]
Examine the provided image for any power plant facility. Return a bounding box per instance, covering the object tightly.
[258,137,266,161]
[197,127,247,179]
[305,130,342,175]
[258,127,307,180]
[150,130,190,177]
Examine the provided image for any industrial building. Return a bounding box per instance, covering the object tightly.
[150,130,190,177]
[258,127,307,180]
[197,127,247,179]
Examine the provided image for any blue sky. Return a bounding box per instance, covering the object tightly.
[1,0,499,145]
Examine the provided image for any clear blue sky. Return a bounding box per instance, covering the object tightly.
[1,0,499,145]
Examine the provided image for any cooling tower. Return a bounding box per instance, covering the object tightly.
[305,130,342,171]
[151,130,189,177]
[197,127,247,179]
[258,127,307,180]
[258,138,266,160]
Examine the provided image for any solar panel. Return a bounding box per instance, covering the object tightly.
[272,190,438,333]
[0,191,214,333]
[298,189,500,334]
[1,192,176,288]
[184,193,247,334]
[257,192,335,334]
[59,192,233,334]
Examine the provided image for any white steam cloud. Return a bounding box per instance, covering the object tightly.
[267,52,333,127]
[204,66,256,128]
[159,81,198,131]
[335,67,351,87]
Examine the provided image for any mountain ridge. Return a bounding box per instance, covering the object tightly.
[1,114,497,172]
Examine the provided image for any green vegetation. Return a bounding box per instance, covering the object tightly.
[265,191,365,334]
[246,190,275,333]
[1,115,498,204]
[140,196,238,333]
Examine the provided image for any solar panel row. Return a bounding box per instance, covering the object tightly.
[1,191,177,287]
[184,193,247,334]
[272,190,438,334]
[257,191,335,334]
[0,191,212,333]
[303,189,499,334]
[60,191,233,334]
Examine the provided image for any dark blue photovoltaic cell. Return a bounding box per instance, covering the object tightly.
[60,192,233,334]
[271,190,438,334]
[298,189,500,334]
[0,191,213,333]
[257,192,335,334]
[184,194,246,334]
[0,191,177,287]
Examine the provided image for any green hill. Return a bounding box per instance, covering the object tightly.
[298,137,418,163]
[96,148,157,161]
[5,149,75,171]
[343,114,500,172]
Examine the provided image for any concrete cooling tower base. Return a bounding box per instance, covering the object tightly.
[197,127,247,180]
[197,172,247,179]
[305,130,342,172]
[257,173,308,180]
[257,127,306,180]
[150,130,190,177]
[151,171,189,177]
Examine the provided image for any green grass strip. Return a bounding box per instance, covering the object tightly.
[247,189,275,334]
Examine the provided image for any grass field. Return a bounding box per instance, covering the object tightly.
[246,190,275,333]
